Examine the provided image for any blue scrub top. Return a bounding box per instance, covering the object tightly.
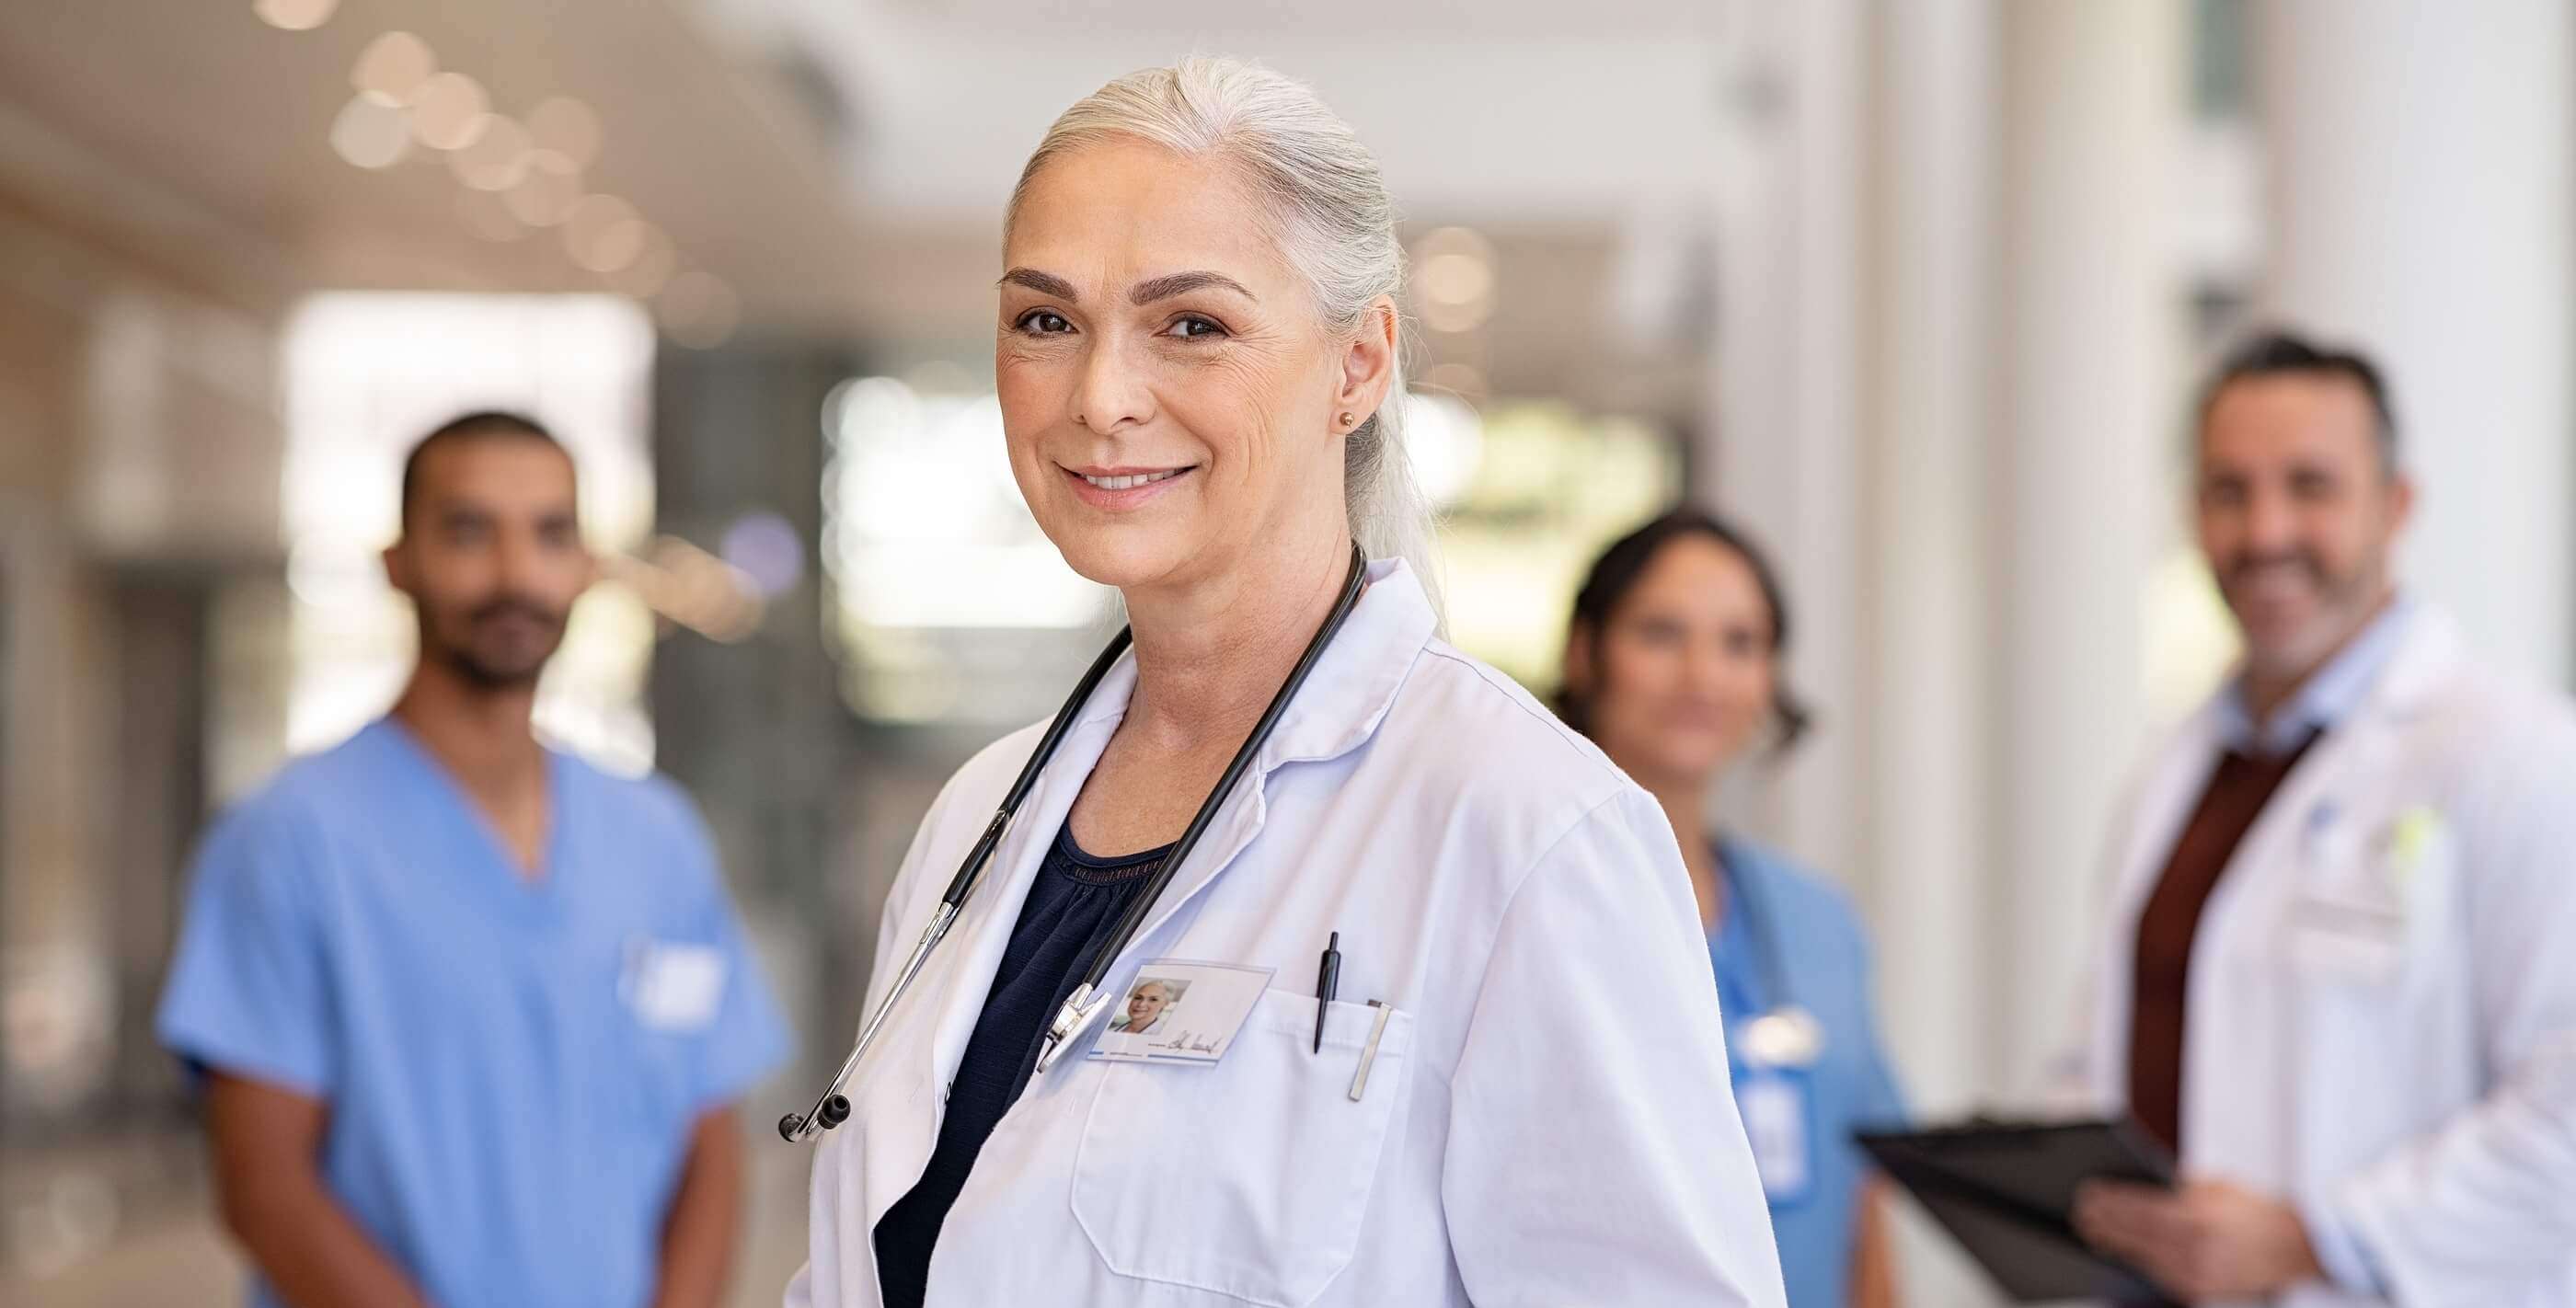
[156,719,792,1308]
[1710,834,1908,1308]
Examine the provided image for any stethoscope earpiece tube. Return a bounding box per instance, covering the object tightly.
[778,548,1366,1142]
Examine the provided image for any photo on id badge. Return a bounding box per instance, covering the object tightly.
[1091,960,1274,1064]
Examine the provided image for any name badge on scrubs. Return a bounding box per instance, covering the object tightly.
[1088,959,1273,1065]
[1735,1007,1824,1207]
[622,940,728,1033]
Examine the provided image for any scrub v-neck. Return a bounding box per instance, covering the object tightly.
[376,717,571,912]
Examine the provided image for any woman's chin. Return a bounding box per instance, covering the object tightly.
[1043,528,1197,592]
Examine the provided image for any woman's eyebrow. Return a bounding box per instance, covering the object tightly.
[1131,270,1255,304]
[999,267,1079,301]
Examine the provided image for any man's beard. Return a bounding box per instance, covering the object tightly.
[427,595,566,690]
[2222,545,2378,664]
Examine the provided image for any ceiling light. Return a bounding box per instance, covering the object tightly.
[254,0,339,31]
[576,217,652,274]
[409,72,489,151]
[1421,252,1494,308]
[351,31,434,106]
[328,95,411,169]
[608,228,676,299]
[563,194,638,268]
[449,114,533,190]
[503,166,580,226]
[1412,226,1498,334]
[526,98,602,171]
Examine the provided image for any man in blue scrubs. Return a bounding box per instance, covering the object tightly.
[157,412,790,1308]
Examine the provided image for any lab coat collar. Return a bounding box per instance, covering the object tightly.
[1053,557,1435,1012]
[2214,598,2416,755]
[2201,598,2462,750]
[1073,556,1438,771]
[1261,556,1438,768]
[2361,601,2463,720]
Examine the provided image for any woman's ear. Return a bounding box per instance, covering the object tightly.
[1334,294,1399,427]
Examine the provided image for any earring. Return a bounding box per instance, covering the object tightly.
[1338,411,1356,428]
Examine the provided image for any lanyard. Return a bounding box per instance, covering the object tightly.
[1718,840,1797,1015]
[780,545,1369,1143]
[1717,839,1826,1072]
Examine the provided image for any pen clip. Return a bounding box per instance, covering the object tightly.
[1349,1000,1393,1102]
[1313,931,1341,1053]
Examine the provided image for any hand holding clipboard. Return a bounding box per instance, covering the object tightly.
[1857,1118,2176,1303]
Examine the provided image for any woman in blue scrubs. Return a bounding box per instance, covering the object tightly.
[1559,510,1908,1308]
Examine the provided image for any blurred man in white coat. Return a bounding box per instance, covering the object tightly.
[2067,330,2576,1307]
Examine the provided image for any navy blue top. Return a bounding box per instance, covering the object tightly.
[872,822,1170,1308]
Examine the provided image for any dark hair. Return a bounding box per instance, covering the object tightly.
[2196,328,2399,474]
[1555,508,1813,754]
[398,410,569,527]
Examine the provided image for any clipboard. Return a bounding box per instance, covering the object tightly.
[1857,1119,2177,1304]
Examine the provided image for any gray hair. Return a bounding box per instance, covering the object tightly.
[1008,57,1444,625]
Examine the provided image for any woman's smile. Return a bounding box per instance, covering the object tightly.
[1061,462,1198,511]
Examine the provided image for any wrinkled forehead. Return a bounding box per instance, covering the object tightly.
[1003,139,1305,306]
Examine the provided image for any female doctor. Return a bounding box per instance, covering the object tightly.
[786,59,1785,1308]
[1558,511,1908,1308]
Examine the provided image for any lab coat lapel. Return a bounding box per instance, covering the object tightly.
[2188,608,2461,972]
[856,660,1138,1233]
[1104,776,1269,981]
[2179,610,2464,1174]
[1079,559,1435,1011]
[2170,705,2363,1176]
[2090,706,2225,1099]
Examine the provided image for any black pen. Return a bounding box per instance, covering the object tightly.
[1314,931,1341,1052]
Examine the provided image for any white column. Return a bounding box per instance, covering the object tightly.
[1993,0,2184,1075]
[1864,0,1998,1117]
[1706,0,1867,877]
[1859,7,2016,1303]
[2258,0,2574,685]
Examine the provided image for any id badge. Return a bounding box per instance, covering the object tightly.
[622,939,728,1032]
[1087,959,1274,1065]
[1738,1064,1816,1207]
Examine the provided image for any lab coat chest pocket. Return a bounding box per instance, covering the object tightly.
[2283,799,2456,992]
[1072,989,1415,1307]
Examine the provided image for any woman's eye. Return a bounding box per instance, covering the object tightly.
[1017,310,1073,334]
[1166,315,1226,339]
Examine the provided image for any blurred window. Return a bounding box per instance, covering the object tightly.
[1436,401,1683,688]
[818,377,1681,716]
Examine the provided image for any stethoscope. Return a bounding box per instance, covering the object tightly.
[1716,838,1826,1072]
[779,545,1371,1143]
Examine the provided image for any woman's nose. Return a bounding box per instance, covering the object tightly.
[1070,336,1156,432]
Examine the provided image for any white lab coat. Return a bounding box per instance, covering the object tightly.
[786,559,1785,1308]
[2069,605,2576,1307]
